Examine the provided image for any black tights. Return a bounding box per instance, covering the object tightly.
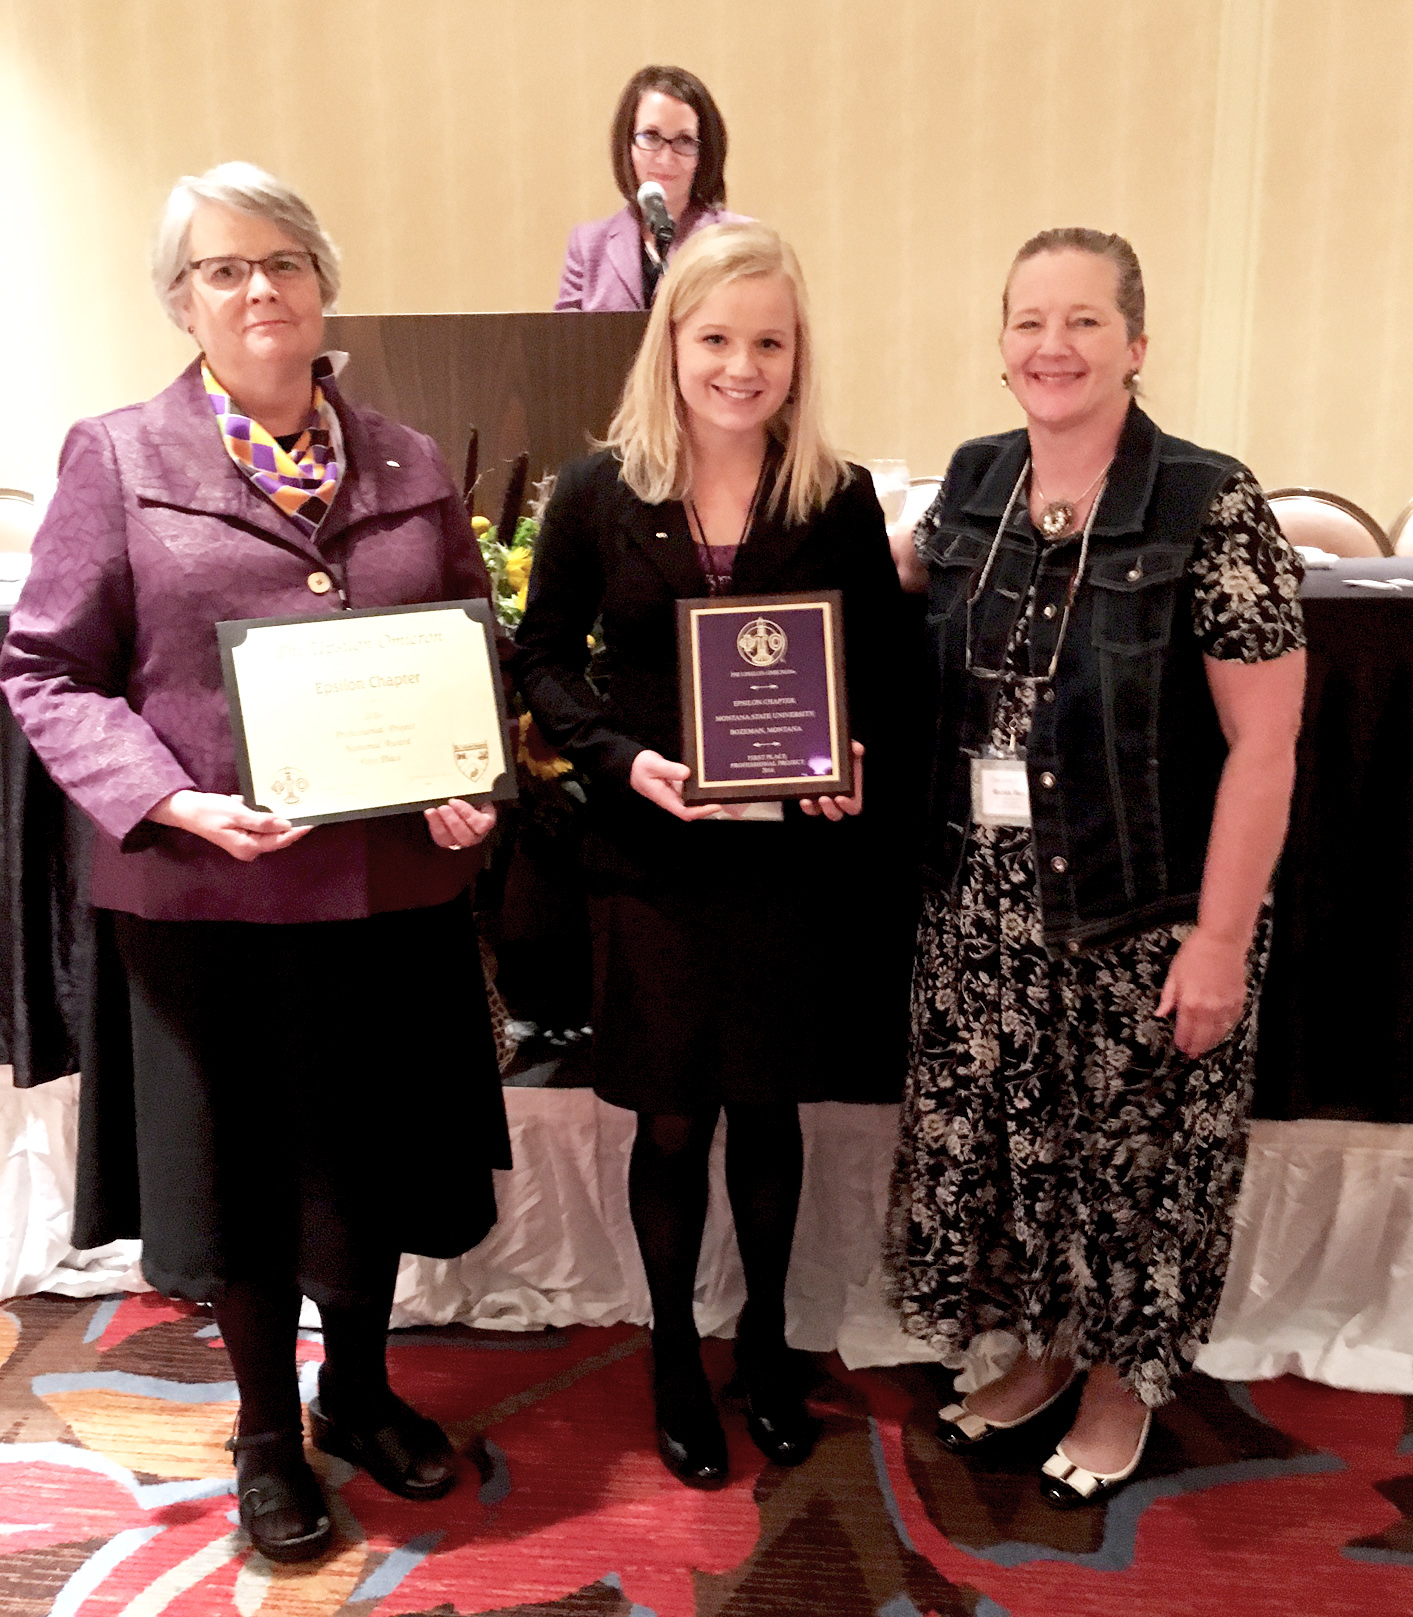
[627,1101,803,1380]
[213,1252,400,1438]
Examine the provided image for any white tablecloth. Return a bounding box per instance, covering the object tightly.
[5,1070,1412,1391]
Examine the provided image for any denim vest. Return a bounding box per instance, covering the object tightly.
[921,405,1241,957]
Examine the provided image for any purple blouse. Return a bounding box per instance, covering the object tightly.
[695,541,737,595]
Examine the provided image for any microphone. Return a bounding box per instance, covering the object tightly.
[637,181,676,257]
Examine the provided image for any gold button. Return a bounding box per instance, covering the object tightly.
[307,571,334,595]
[1040,771,1056,788]
[1066,939,1080,954]
[1042,603,1057,619]
[1050,855,1067,874]
[1126,566,1142,582]
[1042,688,1056,703]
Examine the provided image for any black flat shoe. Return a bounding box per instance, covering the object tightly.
[742,1387,818,1467]
[309,1390,458,1501]
[226,1430,332,1564]
[652,1352,729,1490]
[656,1410,730,1489]
[729,1340,819,1468]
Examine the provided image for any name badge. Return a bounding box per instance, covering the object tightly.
[971,755,1031,826]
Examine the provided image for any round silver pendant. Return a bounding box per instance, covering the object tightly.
[1038,501,1074,538]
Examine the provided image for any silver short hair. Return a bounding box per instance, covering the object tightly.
[151,161,342,327]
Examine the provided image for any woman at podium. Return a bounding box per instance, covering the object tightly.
[0,163,511,1561]
[519,222,910,1487]
[555,64,745,311]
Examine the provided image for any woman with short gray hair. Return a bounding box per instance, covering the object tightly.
[151,161,342,322]
[1,162,510,1562]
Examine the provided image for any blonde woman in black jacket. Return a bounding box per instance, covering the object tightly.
[516,221,911,1488]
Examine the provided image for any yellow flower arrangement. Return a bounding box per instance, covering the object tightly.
[505,545,534,615]
[515,711,574,780]
[471,486,594,798]
[504,546,533,592]
[476,516,539,628]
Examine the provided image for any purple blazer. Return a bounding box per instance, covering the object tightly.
[0,361,492,924]
[554,203,748,311]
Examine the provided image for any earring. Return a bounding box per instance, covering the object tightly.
[187,326,195,335]
[1001,373,1010,388]
[1124,370,1140,387]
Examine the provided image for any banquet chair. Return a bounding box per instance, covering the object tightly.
[1387,496,1413,556]
[0,489,37,552]
[1266,488,1390,558]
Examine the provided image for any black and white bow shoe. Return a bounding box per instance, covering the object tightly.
[1039,1411,1152,1508]
[935,1371,1077,1452]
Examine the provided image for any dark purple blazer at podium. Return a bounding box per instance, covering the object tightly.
[554,203,748,311]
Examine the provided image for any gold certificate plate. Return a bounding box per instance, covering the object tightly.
[217,599,515,826]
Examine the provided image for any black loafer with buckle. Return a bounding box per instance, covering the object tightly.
[227,1429,332,1564]
[309,1388,458,1501]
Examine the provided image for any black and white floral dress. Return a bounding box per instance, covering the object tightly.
[886,470,1305,1407]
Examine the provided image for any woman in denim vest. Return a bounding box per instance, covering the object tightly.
[887,229,1306,1506]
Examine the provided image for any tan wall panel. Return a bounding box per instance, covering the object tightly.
[1244,0,1413,526]
[0,0,1403,529]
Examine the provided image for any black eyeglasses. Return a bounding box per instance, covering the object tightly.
[632,129,700,158]
[183,250,319,292]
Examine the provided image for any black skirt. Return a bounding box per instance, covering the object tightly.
[77,896,511,1307]
[587,825,915,1114]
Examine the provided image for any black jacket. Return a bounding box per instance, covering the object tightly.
[922,405,1242,956]
[514,448,914,890]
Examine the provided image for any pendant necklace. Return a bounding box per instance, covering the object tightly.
[688,459,769,594]
[964,458,1108,684]
[1032,458,1112,539]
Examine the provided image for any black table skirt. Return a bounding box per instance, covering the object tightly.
[0,617,91,1086]
[6,566,1413,1118]
[1253,559,1413,1121]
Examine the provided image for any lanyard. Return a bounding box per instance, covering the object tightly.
[963,459,1106,685]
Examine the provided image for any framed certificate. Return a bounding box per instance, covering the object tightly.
[676,590,853,805]
[217,599,516,826]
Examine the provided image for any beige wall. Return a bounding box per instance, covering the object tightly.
[0,0,1408,525]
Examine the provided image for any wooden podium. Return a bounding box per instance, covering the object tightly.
[324,311,648,520]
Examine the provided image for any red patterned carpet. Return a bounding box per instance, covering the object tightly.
[2,1293,1412,1616]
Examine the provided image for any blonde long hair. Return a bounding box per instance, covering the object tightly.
[603,221,848,526]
